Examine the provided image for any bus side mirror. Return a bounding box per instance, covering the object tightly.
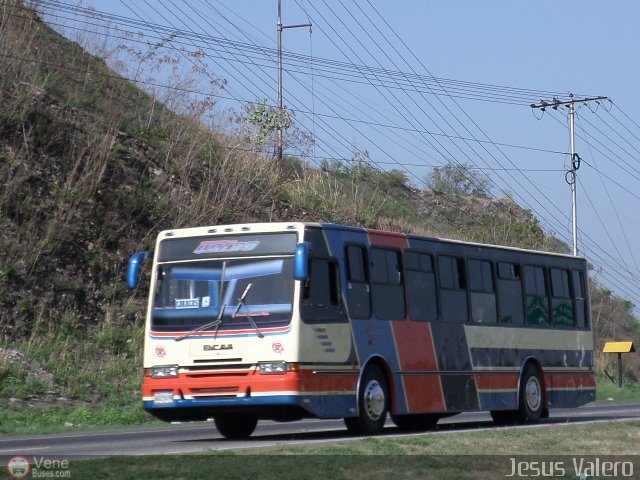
[127,251,153,289]
[294,243,309,281]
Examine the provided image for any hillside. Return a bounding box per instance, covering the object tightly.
[0,2,637,431]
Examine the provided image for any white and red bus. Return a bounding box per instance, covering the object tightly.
[127,222,595,438]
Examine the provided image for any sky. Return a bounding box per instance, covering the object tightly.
[41,1,640,308]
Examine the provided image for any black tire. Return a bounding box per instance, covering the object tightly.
[517,364,544,423]
[490,409,518,425]
[490,365,545,426]
[392,413,439,431]
[344,365,389,435]
[214,414,258,439]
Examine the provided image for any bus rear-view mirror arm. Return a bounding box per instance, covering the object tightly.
[127,251,154,289]
[294,243,309,281]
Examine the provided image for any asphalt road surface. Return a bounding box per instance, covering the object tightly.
[1,402,639,461]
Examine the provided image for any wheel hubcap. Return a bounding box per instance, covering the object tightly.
[363,379,385,420]
[525,376,541,411]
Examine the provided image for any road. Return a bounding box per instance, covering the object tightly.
[1,402,639,462]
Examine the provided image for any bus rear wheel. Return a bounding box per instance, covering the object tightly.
[392,413,439,431]
[518,364,544,423]
[344,365,389,435]
[491,364,544,425]
[214,414,258,439]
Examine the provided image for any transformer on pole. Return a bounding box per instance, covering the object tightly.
[531,95,608,256]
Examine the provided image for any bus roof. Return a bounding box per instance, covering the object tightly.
[156,221,582,261]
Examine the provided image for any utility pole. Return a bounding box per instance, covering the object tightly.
[277,0,311,162]
[531,95,608,256]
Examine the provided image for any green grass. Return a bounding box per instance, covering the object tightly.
[0,319,151,435]
[0,404,153,435]
[0,363,48,399]
[2,318,144,401]
[258,420,640,456]
[595,374,640,403]
[60,421,640,480]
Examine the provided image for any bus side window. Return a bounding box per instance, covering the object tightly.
[496,262,524,324]
[573,270,588,329]
[370,248,405,320]
[301,258,342,323]
[524,265,549,326]
[405,251,437,322]
[438,255,468,323]
[469,259,497,323]
[550,268,574,327]
[345,245,371,319]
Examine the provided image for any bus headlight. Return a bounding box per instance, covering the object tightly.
[149,365,179,378]
[257,361,297,375]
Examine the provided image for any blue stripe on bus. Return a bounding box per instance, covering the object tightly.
[300,394,357,418]
[149,329,289,340]
[471,348,593,369]
[144,393,356,418]
[547,388,596,408]
[478,391,518,411]
[145,396,298,408]
[318,226,408,414]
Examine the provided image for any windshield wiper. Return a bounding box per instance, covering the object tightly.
[232,283,264,338]
[175,261,227,342]
[174,304,226,342]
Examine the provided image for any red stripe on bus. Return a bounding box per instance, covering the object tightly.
[143,370,299,397]
[367,229,408,250]
[400,376,447,413]
[545,372,596,389]
[143,369,358,397]
[149,325,291,337]
[475,374,519,390]
[299,369,357,392]
[392,321,445,412]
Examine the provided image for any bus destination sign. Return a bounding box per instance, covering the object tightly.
[158,233,297,262]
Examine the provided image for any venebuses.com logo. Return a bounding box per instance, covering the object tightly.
[7,457,30,479]
[6,455,71,478]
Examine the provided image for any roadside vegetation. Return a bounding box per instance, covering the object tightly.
[63,421,640,479]
[0,1,638,435]
[596,375,640,403]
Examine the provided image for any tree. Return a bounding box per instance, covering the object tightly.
[246,99,291,150]
[242,99,314,159]
[426,162,491,197]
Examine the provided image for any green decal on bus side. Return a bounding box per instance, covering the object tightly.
[553,302,574,326]
[526,296,549,325]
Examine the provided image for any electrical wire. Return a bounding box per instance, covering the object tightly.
[11,0,640,304]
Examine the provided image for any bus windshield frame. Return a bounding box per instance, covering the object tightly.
[151,232,297,332]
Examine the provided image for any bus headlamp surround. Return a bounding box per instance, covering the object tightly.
[149,365,179,378]
[258,361,296,375]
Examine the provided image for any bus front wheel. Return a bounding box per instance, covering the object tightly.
[344,365,389,435]
[214,414,258,439]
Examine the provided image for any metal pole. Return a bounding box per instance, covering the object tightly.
[618,352,623,388]
[569,102,578,256]
[530,95,608,257]
[277,0,283,163]
[276,1,310,163]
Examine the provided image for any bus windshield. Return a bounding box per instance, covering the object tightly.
[151,258,294,332]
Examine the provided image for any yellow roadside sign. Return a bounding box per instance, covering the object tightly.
[603,341,636,353]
